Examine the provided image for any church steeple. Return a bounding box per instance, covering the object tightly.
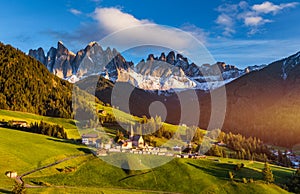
[130,125,134,140]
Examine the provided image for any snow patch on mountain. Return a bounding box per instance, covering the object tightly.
[29,41,268,92]
[281,51,300,80]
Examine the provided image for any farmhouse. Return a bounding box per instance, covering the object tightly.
[5,171,17,178]
[120,140,133,149]
[11,121,28,127]
[82,134,98,146]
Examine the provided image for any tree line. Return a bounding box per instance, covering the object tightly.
[6,120,67,139]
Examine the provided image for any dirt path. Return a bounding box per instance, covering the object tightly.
[14,154,86,187]
[15,154,182,193]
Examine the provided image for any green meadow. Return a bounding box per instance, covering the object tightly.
[0,110,296,193]
[24,155,293,194]
[0,127,87,191]
[0,109,80,139]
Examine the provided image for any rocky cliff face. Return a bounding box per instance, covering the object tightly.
[28,47,46,65]
[119,52,266,91]
[29,41,133,83]
[29,41,266,91]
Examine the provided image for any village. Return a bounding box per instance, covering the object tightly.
[81,126,300,168]
[1,119,299,168]
[80,126,200,158]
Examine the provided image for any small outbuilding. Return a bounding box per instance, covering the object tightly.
[5,171,17,178]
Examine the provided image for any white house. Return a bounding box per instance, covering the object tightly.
[5,171,17,178]
[82,134,98,145]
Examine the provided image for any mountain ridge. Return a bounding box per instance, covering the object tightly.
[29,41,266,91]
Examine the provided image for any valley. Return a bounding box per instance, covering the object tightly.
[1,40,300,193]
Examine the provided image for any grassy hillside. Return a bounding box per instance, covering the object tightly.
[25,155,292,194]
[197,54,300,147]
[0,107,186,141]
[0,126,294,193]
[0,109,80,139]
[0,127,88,191]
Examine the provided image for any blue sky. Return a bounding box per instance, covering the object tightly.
[1,0,300,68]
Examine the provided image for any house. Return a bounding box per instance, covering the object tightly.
[132,135,144,148]
[173,146,182,152]
[5,171,17,178]
[11,121,28,127]
[194,155,207,159]
[81,134,98,145]
[121,140,133,149]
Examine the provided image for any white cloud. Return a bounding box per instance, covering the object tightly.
[215,1,298,36]
[69,8,82,16]
[93,8,208,50]
[94,8,151,32]
[252,1,298,14]
[93,8,208,45]
[91,8,214,65]
[180,23,209,44]
[244,16,272,26]
[216,14,233,27]
[52,7,210,60]
[216,3,238,14]
[216,14,235,36]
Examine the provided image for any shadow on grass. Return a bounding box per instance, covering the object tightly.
[46,138,81,146]
[186,162,234,181]
[47,138,93,155]
[118,171,152,182]
[77,148,93,154]
[0,188,12,194]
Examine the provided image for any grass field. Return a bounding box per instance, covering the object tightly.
[0,110,296,193]
[0,108,192,142]
[24,154,293,194]
[0,127,88,191]
[0,125,294,194]
[0,109,80,139]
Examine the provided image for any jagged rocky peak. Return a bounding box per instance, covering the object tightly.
[29,41,130,81]
[88,41,98,47]
[56,41,75,56]
[46,47,57,71]
[159,52,166,61]
[29,47,46,65]
[85,41,103,53]
[147,54,156,61]
[112,48,118,56]
[51,41,75,78]
[215,62,238,71]
[176,53,188,63]
[166,51,176,65]
[29,41,268,91]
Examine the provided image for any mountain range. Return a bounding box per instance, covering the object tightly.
[73,45,300,148]
[2,41,299,147]
[29,41,266,91]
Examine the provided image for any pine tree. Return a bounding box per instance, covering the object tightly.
[12,180,26,194]
[262,162,274,183]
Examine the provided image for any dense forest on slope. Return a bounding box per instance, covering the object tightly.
[0,42,73,118]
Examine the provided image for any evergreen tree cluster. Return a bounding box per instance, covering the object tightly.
[7,120,67,139]
[287,168,300,193]
[0,42,73,118]
[217,131,272,161]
